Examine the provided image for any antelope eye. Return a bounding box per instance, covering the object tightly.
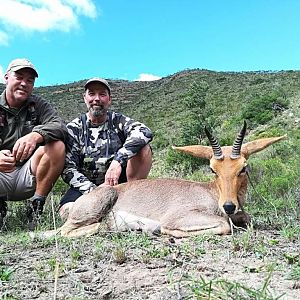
[238,166,247,175]
[210,167,216,174]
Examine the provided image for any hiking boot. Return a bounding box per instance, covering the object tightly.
[0,198,7,229]
[26,196,45,231]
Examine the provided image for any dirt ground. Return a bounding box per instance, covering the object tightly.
[0,227,299,300]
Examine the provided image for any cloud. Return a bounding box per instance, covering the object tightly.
[0,30,9,46]
[135,73,161,81]
[0,65,4,83]
[0,0,97,42]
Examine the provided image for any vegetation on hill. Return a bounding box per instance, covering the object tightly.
[0,68,299,226]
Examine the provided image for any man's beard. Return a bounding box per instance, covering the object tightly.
[89,105,107,117]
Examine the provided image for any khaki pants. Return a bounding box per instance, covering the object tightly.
[0,158,36,201]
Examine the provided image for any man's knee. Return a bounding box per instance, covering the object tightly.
[136,144,152,161]
[30,141,65,176]
[44,140,65,158]
[134,145,152,165]
[127,144,152,180]
[32,140,65,161]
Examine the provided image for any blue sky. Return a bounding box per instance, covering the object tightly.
[0,0,300,87]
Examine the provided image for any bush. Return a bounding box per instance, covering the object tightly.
[165,148,207,176]
[242,92,289,126]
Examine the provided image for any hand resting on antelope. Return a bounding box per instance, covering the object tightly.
[44,122,285,238]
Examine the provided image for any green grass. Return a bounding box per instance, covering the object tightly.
[0,266,15,281]
[177,271,284,300]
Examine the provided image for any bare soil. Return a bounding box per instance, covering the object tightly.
[0,227,299,300]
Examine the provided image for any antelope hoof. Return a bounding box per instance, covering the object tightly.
[230,211,251,228]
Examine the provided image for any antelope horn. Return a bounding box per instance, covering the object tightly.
[204,126,223,160]
[231,121,247,159]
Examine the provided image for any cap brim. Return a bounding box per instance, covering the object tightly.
[10,66,38,78]
[84,80,110,92]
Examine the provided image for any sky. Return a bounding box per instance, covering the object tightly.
[0,0,300,87]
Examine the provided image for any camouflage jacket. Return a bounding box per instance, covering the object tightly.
[0,90,67,166]
[62,111,153,193]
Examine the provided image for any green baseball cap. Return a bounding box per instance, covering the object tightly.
[84,77,111,94]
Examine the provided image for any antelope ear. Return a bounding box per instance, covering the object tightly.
[172,145,213,159]
[241,135,287,158]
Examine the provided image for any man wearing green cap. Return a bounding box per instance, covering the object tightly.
[0,58,67,230]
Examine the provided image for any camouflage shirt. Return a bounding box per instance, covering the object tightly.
[62,111,153,193]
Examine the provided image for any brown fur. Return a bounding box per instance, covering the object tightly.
[41,135,285,238]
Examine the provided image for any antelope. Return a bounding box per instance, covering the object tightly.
[44,122,285,238]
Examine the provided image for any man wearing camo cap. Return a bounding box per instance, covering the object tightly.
[59,77,153,218]
[0,58,67,229]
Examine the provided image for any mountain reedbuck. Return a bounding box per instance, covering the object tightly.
[51,122,285,238]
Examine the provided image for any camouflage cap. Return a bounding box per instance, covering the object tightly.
[84,77,111,94]
[6,58,38,78]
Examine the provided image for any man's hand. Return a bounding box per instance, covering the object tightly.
[103,160,122,186]
[12,132,43,162]
[0,150,16,173]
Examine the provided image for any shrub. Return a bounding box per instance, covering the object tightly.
[242,92,289,126]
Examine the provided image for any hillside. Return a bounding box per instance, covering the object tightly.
[1,69,299,141]
[1,68,299,176]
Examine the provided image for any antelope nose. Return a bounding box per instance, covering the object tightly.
[223,202,236,215]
